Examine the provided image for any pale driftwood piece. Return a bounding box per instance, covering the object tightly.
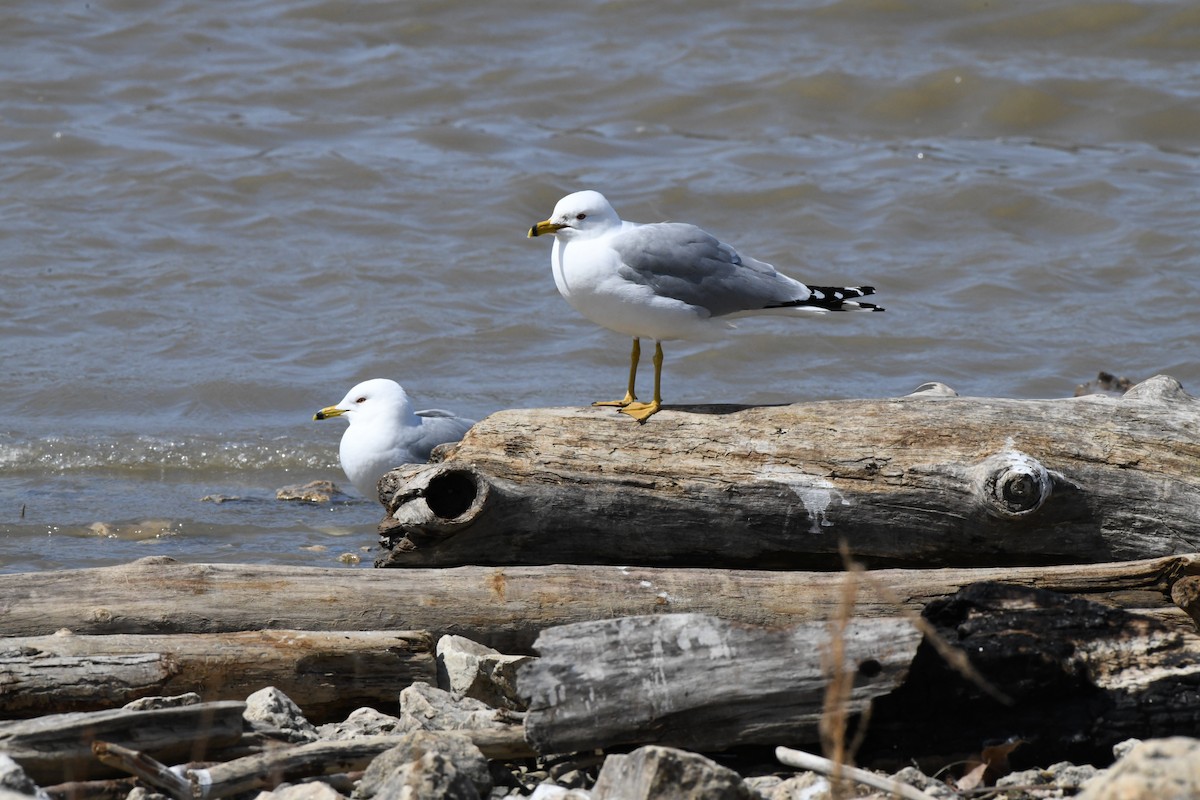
[185,729,533,800]
[0,701,244,784]
[378,375,1200,568]
[0,629,433,723]
[775,746,940,800]
[0,555,1195,649]
[519,613,923,754]
[92,741,191,800]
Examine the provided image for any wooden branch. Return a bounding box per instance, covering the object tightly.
[377,375,1200,568]
[775,747,940,800]
[0,629,433,723]
[0,701,244,784]
[0,555,1194,652]
[92,741,191,800]
[519,613,923,753]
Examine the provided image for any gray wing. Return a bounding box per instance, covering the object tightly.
[409,411,476,460]
[611,223,808,317]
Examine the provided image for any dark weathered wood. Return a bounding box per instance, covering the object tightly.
[519,613,923,753]
[0,629,434,723]
[0,701,244,784]
[377,375,1200,568]
[0,556,1194,651]
[861,582,1200,770]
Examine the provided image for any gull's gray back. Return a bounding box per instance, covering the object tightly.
[612,223,805,317]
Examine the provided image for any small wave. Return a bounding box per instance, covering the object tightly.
[0,433,336,475]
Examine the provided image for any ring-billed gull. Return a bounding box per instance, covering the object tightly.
[529,190,884,422]
[313,378,475,501]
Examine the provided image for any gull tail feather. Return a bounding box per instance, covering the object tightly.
[769,285,884,312]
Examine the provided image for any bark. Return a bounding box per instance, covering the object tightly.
[376,375,1200,568]
[519,613,923,753]
[0,629,433,723]
[0,555,1194,651]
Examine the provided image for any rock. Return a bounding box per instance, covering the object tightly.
[750,773,830,800]
[355,731,492,800]
[0,756,44,799]
[244,686,319,743]
[590,746,757,800]
[1111,738,1141,761]
[276,480,344,503]
[436,635,535,711]
[1074,371,1136,397]
[399,681,515,732]
[254,783,348,800]
[527,786,592,800]
[359,750,481,800]
[317,707,406,740]
[1078,737,1200,800]
[889,766,958,799]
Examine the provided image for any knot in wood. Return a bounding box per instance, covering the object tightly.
[973,450,1052,519]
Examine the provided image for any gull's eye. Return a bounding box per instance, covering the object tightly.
[355,396,367,404]
[575,213,587,220]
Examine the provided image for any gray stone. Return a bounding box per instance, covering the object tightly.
[757,773,831,800]
[244,686,319,743]
[1111,738,1141,761]
[436,635,535,711]
[889,766,958,799]
[253,783,348,800]
[355,731,491,800]
[1078,737,1200,800]
[399,681,513,732]
[0,756,45,799]
[317,707,405,740]
[368,751,480,800]
[527,786,592,800]
[590,746,757,800]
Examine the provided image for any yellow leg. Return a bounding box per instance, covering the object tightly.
[620,341,663,423]
[593,338,640,408]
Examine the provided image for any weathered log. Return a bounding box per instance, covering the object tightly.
[861,582,1200,769]
[519,613,922,754]
[0,701,244,784]
[519,585,1200,768]
[0,629,433,723]
[377,375,1200,568]
[0,555,1195,650]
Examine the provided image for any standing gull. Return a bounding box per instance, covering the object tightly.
[313,378,475,501]
[528,190,883,422]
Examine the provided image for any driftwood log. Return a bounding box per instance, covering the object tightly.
[520,613,922,753]
[0,700,245,784]
[0,555,1195,731]
[0,629,433,722]
[519,584,1200,769]
[0,555,1194,647]
[377,375,1200,568]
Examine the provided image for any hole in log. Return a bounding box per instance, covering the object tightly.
[858,658,882,679]
[1001,473,1039,510]
[424,470,478,520]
